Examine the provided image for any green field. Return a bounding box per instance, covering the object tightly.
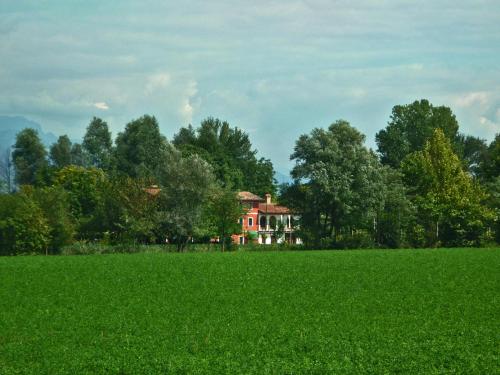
[0,249,498,374]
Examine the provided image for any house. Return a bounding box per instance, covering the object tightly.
[233,191,301,245]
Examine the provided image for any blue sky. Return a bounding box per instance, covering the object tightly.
[1,1,499,172]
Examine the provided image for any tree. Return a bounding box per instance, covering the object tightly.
[156,149,216,251]
[54,165,107,239]
[49,135,72,168]
[376,99,460,168]
[207,187,245,251]
[12,128,48,186]
[402,129,493,246]
[70,143,88,167]
[0,149,14,193]
[115,115,169,179]
[83,117,113,170]
[0,193,50,255]
[173,117,276,196]
[375,167,415,248]
[22,185,75,252]
[479,134,500,182]
[454,134,488,176]
[285,120,384,247]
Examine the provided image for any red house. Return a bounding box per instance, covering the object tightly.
[233,191,301,245]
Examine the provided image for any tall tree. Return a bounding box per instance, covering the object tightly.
[402,129,493,246]
[49,135,72,168]
[454,134,488,175]
[12,128,48,186]
[156,149,216,251]
[70,143,88,167]
[83,117,113,170]
[173,117,276,196]
[376,99,460,168]
[0,149,14,193]
[286,120,384,247]
[479,134,500,181]
[115,115,168,179]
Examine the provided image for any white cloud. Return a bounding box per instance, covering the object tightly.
[93,102,109,110]
[145,73,171,95]
[455,92,489,108]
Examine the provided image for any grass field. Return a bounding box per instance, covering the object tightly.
[0,249,498,374]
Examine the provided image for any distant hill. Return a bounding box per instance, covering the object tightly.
[274,170,292,185]
[0,116,57,155]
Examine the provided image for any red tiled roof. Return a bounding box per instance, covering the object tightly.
[238,191,265,201]
[258,203,290,214]
[144,185,161,196]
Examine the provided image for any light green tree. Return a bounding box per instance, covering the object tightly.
[402,128,493,246]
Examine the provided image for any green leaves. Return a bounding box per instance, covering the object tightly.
[402,129,494,246]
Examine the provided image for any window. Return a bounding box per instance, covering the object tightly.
[239,236,244,244]
[248,217,253,227]
[239,218,243,225]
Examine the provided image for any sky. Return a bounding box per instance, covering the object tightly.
[1,0,499,172]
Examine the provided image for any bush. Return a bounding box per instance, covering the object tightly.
[0,193,50,255]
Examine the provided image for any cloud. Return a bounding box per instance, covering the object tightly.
[455,92,489,108]
[93,102,109,110]
[145,73,171,95]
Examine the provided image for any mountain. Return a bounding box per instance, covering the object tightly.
[274,170,293,185]
[0,116,58,155]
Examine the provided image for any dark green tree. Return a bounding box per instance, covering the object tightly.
[70,143,88,167]
[173,117,276,196]
[115,115,169,179]
[376,99,460,168]
[479,134,500,181]
[12,128,48,186]
[83,117,113,170]
[49,135,73,168]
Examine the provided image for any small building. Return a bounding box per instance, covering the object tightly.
[233,191,301,245]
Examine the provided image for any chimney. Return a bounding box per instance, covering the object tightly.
[265,193,272,205]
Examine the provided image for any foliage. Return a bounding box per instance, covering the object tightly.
[207,187,245,251]
[0,249,498,373]
[114,115,169,179]
[0,193,50,255]
[286,120,384,247]
[12,127,48,186]
[402,129,494,247]
[22,185,76,252]
[376,99,460,168]
[53,165,107,239]
[49,135,73,168]
[157,149,217,251]
[479,133,500,181]
[173,118,276,196]
[375,167,415,248]
[0,149,14,193]
[83,117,113,170]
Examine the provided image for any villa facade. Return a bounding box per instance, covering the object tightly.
[233,191,301,245]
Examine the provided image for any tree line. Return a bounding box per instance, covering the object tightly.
[0,99,499,254]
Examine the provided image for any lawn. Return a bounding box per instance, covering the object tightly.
[0,248,498,374]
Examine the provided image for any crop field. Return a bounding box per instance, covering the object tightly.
[0,249,498,374]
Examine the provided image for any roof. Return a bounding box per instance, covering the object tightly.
[258,203,291,214]
[144,185,161,196]
[238,191,265,201]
